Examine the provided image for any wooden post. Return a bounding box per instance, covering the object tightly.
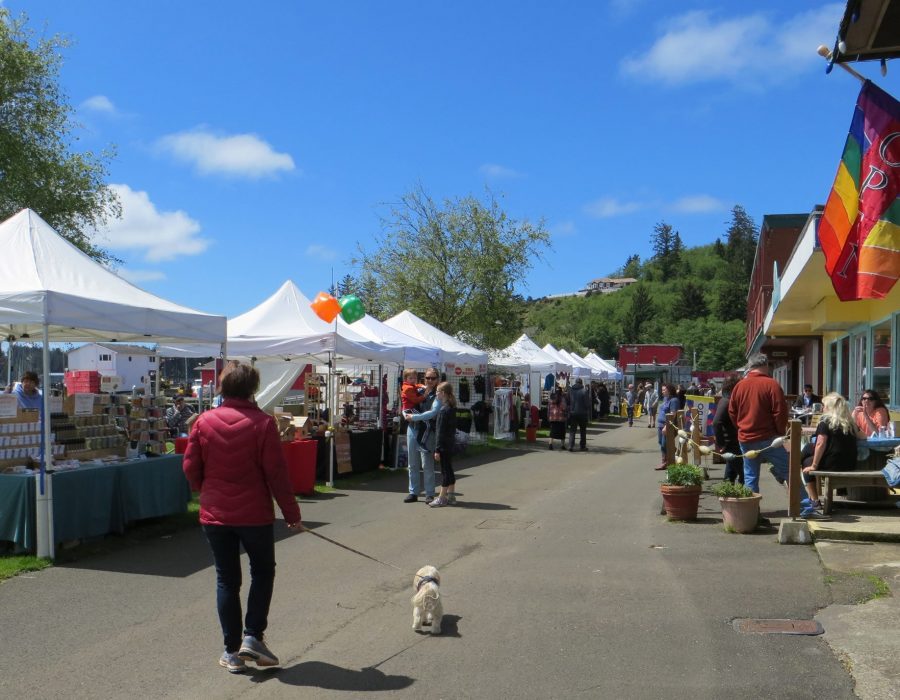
[665,412,676,466]
[691,408,701,464]
[788,419,802,517]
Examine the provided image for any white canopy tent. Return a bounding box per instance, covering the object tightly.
[499,334,570,375]
[341,314,441,367]
[160,281,412,411]
[487,347,530,374]
[383,311,488,367]
[583,352,623,381]
[0,208,228,558]
[557,348,603,382]
[542,344,594,380]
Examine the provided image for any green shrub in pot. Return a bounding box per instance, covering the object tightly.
[664,464,704,487]
[710,482,754,499]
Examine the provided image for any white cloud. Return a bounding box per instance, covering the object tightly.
[305,244,337,261]
[116,269,167,284]
[97,184,211,263]
[669,195,725,213]
[81,95,118,115]
[620,5,843,86]
[157,128,295,178]
[584,197,642,218]
[479,163,523,179]
[551,220,577,237]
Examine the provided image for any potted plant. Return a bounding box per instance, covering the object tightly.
[711,481,761,534]
[660,464,704,520]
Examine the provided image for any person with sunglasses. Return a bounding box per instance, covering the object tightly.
[402,370,442,504]
[852,388,890,436]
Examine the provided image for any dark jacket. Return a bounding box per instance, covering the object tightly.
[434,403,457,453]
[712,395,740,453]
[183,398,301,527]
[568,385,591,417]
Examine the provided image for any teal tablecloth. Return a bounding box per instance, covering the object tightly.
[0,455,190,553]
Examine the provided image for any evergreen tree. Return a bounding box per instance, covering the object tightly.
[724,205,758,278]
[650,222,682,281]
[621,254,641,279]
[621,284,654,342]
[672,280,708,320]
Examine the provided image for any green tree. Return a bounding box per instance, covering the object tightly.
[0,10,119,263]
[621,283,654,342]
[650,221,682,281]
[672,280,708,320]
[621,253,642,279]
[710,279,747,321]
[355,184,551,348]
[724,205,758,279]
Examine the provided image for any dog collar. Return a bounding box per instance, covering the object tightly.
[416,575,438,591]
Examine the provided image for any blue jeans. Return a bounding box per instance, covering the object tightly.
[204,524,276,653]
[407,425,435,497]
[739,437,789,494]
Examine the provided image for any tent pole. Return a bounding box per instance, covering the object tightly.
[5,336,12,388]
[36,322,55,559]
[327,352,334,487]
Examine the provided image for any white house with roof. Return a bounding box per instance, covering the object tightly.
[582,277,637,294]
[66,343,159,392]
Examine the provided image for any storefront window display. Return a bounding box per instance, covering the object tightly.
[872,319,892,405]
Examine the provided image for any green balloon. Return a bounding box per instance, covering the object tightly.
[339,294,365,323]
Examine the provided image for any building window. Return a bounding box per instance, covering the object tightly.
[99,353,111,362]
[840,336,851,400]
[149,356,156,363]
[873,318,892,406]
[852,332,868,404]
[828,341,838,394]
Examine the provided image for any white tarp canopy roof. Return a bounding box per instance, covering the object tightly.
[548,346,598,380]
[487,346,531,374]
[383,310,488,366]
[497,334,570,374]
[0,209,226,344]
[584,352,623,381]
[340,314,441,366]
[225,281,406,362]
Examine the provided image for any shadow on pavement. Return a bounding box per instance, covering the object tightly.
[453,501,516,511]
[250,661,414,691]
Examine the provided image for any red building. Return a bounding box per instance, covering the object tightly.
[618,344,683,381]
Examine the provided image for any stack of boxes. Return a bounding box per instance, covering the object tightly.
[64,370,101,395]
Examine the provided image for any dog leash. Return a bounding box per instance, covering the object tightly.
[305,529,403,571]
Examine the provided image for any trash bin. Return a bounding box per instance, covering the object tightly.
[525,427,537,442]
[283,439,317,494]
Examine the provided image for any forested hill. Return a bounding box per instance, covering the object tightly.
[522,207,758,371]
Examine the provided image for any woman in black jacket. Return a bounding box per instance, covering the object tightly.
[430,382,458,507]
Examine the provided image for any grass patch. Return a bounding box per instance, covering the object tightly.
[866,573,891,600]
[823,570,893,605]
[0,555,52,582]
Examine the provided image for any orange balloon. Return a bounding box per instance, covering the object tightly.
[311,292,341,322]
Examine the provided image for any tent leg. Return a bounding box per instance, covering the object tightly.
[327,353,334,487]
[37,323,55,559]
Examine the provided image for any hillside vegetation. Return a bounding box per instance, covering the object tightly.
[522,207,757,371]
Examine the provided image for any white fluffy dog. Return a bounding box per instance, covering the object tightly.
[412,565,443,634]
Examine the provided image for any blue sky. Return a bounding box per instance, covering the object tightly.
[9,1,900,317]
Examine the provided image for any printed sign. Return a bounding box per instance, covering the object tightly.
[49,396,63,414]
[0,394,17,418]
[334,429,352,474]
[683,394,716,437]
[73,393,95,416]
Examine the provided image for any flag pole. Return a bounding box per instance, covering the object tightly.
[817,45,866,84]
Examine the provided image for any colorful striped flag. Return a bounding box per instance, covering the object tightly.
[819,80,900,301]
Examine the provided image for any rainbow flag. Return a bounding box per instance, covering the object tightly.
[819,80,900,301]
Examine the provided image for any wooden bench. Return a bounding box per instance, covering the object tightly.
[813,471,890,514]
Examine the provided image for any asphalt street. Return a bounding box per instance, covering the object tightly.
[0,418,859,699]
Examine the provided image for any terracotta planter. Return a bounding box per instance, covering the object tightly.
[660,484,702,520]
[718,495,762,533]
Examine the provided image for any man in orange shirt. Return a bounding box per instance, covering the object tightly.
[727,353,789,495]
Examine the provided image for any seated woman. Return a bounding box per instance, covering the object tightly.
[12,371,43,410]
[800,392,866,518]
[852,388,890,436]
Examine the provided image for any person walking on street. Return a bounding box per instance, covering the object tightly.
[567,378,590,451]
[182,362,302,674]
[655,383,679,470]
[727,353,790,496]
[625,383,636,427]
[644,383,659,428]
[547,386,568,450]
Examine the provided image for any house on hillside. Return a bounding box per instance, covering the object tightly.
[582,277,637,294]
[66,343,159,392]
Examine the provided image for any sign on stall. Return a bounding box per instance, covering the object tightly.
[335,429,352,474]
[683,394,715,437]
[49,396,63,413]
[73,393,95,416]
[0,394,17,418]
[444,363,488,378]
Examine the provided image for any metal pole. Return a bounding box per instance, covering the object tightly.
[36,323,55,559]
[327,352,334,487]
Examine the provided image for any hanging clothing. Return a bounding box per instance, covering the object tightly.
[470,401,491,433]
[473,375,485,395]
[458,377,470,404]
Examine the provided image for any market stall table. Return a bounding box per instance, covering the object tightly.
[0,455,191,553]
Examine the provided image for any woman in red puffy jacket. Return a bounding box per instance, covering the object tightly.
[183,362,302,674]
